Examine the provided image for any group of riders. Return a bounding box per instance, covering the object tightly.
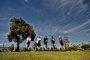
[26,35,65,50]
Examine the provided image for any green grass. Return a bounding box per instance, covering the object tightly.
[0,50,90,60]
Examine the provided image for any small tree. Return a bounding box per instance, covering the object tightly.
[10,44,14,52]
[7,17,36,51]
[64,36,69,50]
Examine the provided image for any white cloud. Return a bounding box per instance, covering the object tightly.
[66,0,77,15]
[0,33,8,36]
[0,17,9,20]
[20,0,44,16]
[8,8,21,12]
[58,18,66,22]
[64,19,90,33]
[43,0,88,15]
[78,29,90,33]
[63,31,68,34]
[8,8,17,11]
[52,28,58,35]
[24,0,28,2]
[0,33,8,39]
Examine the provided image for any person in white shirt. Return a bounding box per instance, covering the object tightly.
[26,36,31,50]
[36,36,41,49]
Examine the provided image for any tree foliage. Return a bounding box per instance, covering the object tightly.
[64,36,69,50]
[7,17,36,44]
[81,44,90,50]
[68,45,80,51]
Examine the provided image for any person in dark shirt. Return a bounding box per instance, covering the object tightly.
[51,36,55,49]
[44,35,48,49]
[58,36,65,50]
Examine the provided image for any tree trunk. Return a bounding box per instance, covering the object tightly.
[16,42,19,52]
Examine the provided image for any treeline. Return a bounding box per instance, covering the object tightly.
[0,43,90,52]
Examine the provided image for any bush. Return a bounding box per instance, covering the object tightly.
[81,44,90,50]
[68,45,80,51]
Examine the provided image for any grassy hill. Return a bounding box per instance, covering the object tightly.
[0,50,90,60]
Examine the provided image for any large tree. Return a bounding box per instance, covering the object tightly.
[7,17,36,51]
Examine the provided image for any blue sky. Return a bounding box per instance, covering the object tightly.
[0,0,90,47]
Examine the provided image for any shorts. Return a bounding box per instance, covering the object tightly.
[44,41,47,45]
[51,41,55,44]
[60,41,64,46]
[37,41,41,47]
[27,41,30,45]
[27,41,30,47]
